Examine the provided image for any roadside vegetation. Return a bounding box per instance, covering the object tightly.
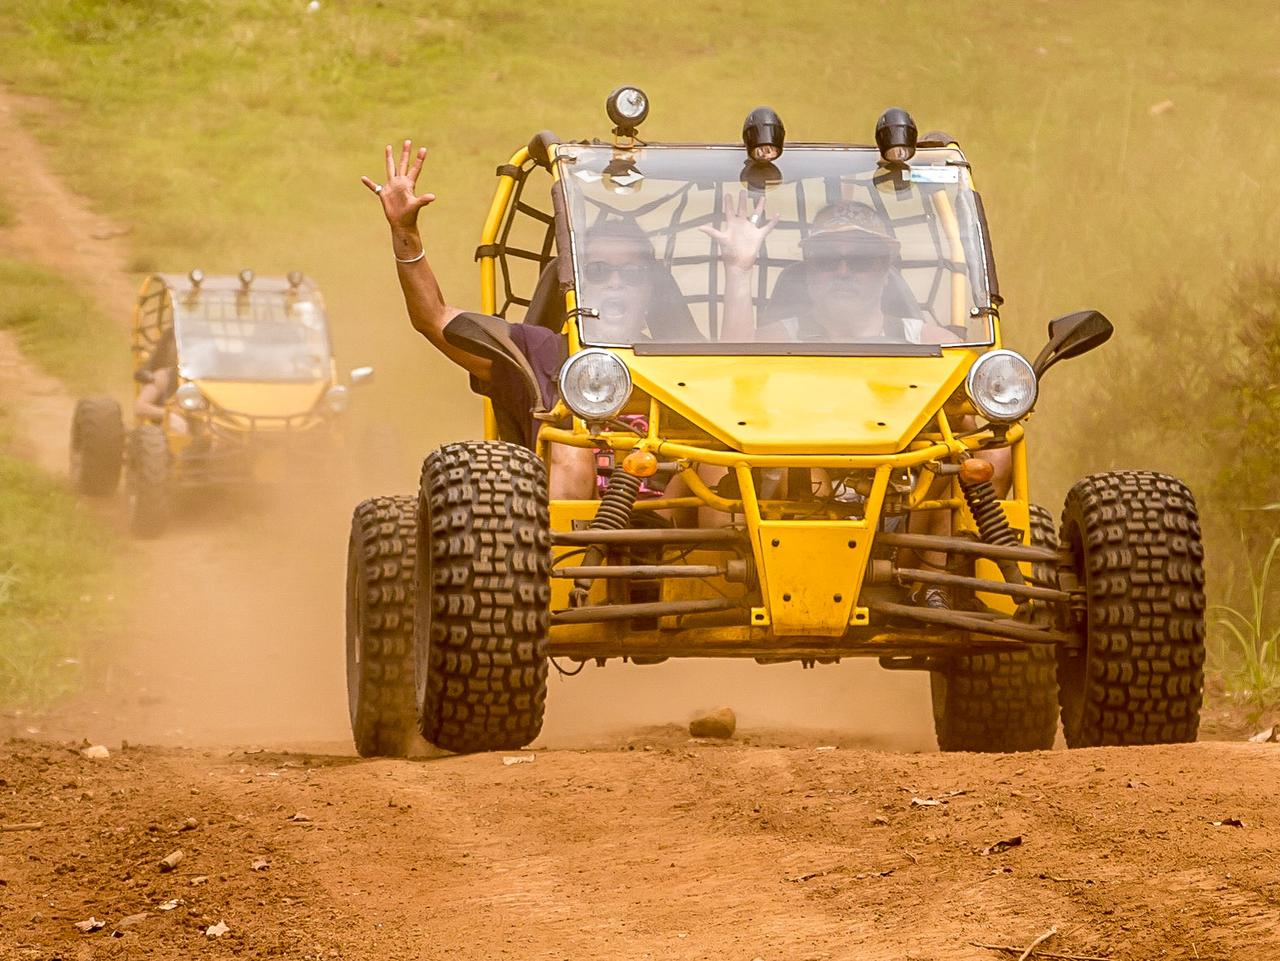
[1108,268,1280,715]
[0,253,124,709]
[0,444,118,708]
[0,257,128,393]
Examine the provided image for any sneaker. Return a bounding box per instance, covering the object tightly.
[911,584,952,610]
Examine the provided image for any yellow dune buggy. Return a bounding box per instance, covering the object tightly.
[70,270,380,536]
[346,90,1206,757]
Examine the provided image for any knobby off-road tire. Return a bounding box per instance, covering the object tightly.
[70,396,124,496]
[126,424,171,538]
[930,504,1060,753]
[1058,471,1205,747]
[415,441,551,754]
[346,495,419,758]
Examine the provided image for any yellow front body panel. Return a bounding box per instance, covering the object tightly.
[549,500,608,646]
[755,520,874,636]
[621,350,977,455]
[196,380,328,422]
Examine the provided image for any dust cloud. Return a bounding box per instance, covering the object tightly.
[538,660,936,752]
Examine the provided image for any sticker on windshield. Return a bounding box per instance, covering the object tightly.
[907,166,960,184]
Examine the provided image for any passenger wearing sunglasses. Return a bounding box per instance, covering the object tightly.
[364,140,703,506]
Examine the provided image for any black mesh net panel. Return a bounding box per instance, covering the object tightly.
[486,160,558,320]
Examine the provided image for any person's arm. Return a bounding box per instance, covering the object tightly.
[362,140,492,381]
[134,368,171,421]
[699,192,777,342]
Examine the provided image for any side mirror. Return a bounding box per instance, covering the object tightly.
[1031,309,1113,378]
[349,366,375,387]
[442,312,549,411]
[133,368,155,385]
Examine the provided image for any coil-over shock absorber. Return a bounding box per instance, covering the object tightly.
[569,469,643,607]
[958,466,1025,586]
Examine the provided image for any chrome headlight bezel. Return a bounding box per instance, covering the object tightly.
[558,348,633,423]
[965,349,1038,423]
[175,382,206,412]
[324,384,351,414]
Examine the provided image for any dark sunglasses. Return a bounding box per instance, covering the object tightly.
[804,251,893,274]
[583,261,650,286]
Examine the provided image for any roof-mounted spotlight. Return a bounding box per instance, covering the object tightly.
[918,129,957,148]
[875,107,918,165]
[742,106,785,163]
[287,270,304,289]
[606,86,649,137]
[238,268,254,290]
[189,268,204,288]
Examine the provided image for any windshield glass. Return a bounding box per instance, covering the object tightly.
[173,292,331,382]
[557,145,994,352]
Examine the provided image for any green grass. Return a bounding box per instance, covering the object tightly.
[2,0,1279,475]
[0,447,118,708]
[1210,535,1280,719]
[0,257,126,710]
[0,258,129,394]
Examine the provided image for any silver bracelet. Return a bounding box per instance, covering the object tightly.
[394,248,426,265]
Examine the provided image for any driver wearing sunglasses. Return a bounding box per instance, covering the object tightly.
[705,199,1006,613]
[711,199,954,346]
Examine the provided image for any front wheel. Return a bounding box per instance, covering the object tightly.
[126,425,171,538]
[414,441,551,754]
[346,495,419,758]
[929,503,1060,752]
[70,396,124,496]
[1058,471,1206,747]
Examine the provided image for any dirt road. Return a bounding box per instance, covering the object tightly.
[4,733,1279,961]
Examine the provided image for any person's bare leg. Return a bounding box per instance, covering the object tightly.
[548,443,596,500]
[906,473,952,608]
[978,446,1013,497]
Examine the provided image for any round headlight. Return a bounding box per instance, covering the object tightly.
[175,382,206,412]
[966,349,1038,423]
[606,86,649,128]
[324,384,350,414]
[558,348,632,422]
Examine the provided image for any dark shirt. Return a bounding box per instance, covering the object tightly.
[469,321,566,449]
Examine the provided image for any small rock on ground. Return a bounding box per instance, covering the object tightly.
[689,707,736,739]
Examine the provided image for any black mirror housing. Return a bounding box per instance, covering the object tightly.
[1032,309,1113,378]
[442,312,550,411]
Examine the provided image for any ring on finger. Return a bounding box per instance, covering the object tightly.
[748,213,762,226]
[374,183,384,195]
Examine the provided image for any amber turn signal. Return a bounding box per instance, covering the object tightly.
[958,457,995,485]
[622,450,658,477]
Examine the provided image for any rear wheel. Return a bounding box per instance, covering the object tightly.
[69,396,124,496]
[346,495,419,758]
[414,441,550,754]
[126,425,171,538]
[1058,471,1205,746]
[929,504,1060,752]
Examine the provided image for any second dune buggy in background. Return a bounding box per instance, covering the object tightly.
[346,89,1206,758]
[70,270,383,536]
